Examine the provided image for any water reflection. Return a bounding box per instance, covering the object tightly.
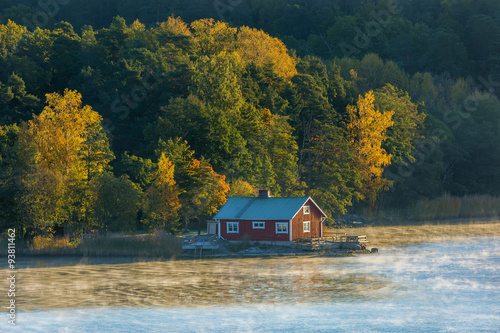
[9,256,397,310]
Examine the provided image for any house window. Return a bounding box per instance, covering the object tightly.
[252,221,265,229]
[303,206,310,214]
[303,221,310,232]
[276,222,288,233]
[227,222,239,233]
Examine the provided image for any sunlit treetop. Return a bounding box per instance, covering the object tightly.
[157,16,192,36]
[236,26,297,81]
[190,18,237,55]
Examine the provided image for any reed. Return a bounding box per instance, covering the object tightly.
[326,221,500,247]
[19,231,183,257]
[377,194,500,222]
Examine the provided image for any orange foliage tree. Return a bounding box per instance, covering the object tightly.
[159,138,230,232]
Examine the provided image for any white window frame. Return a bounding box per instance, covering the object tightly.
[303,221,310,232]
[227,222,239,233]
[276,222,288,234]
[303,206,310,214]
[252,221,265,229]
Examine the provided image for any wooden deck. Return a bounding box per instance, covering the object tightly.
[293,233,368,251]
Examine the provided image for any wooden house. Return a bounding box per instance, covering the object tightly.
[213,190,327,242]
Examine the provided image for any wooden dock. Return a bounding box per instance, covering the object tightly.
[293,233,368,251]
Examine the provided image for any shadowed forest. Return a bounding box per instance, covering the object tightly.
[1,0,500,237]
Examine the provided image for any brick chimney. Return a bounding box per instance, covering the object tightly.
[258,189,271,198]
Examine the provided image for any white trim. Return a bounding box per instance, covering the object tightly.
[289,219,292,241]
[252,221,265,229]
[227,221,239,233]
[215,219,221,238]
[275,222,288,234]
[303,221,310,232]
[307,197,328,218]
[303,206,310,214]
[290,197,328,220]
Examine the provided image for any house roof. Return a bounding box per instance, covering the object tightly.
[213,196,327,220]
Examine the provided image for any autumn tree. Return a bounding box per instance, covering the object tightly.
[0,20,26,58]
[143,152,181,232]
[229,179,256,197]
[236,26,297,81]
[346,91,394,204]
[18,89,114,232]
[158,138,230,233]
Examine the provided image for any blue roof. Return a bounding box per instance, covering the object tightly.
[214,196,326,220]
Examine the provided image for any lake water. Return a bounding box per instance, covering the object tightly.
[2,237,499,332]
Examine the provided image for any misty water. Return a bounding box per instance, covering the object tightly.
[2,237,499,332]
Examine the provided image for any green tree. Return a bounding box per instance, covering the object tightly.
[308,121,361,217]
[91,172,142,232]
[374,84,425,166]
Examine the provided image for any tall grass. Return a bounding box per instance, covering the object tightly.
[78,231,182,257]
[19,231,182,257]
[405,194,500,222]
[326,222,500,247]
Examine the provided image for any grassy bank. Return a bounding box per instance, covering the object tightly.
[327,221,500,248]
[0,231,183,257]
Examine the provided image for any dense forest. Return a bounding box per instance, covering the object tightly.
[1,0,499,236]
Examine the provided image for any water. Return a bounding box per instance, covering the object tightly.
[1,237,499,332]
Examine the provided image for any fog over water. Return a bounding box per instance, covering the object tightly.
[2,237,499,332]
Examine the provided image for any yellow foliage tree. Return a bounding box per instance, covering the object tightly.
[19,89,113,229]
[190,18,236,55]
[25,89,106,179]
[158,16,192,36]
[0,20,27,57]
[229,179,256,197]
[143,152,182,231]
[346,91,394,203]
[236,26,297,80]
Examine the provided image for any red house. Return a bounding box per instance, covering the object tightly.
[213,190,327,242]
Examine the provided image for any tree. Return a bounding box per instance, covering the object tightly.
[229,179,256,197]
[0,124,21,233]
[18,89,113,232]
[91,172,142,232]
[308,121,361,217]
[346,91,394,204]
[143,152,181,231]
[191,52,245,116]
[158,138,230,232]
[114,152,155,189]
[0,20,26,58]
[0,73,40,123]
[374,84,425,166]
[190,18,236,56]
[236,26,297,80]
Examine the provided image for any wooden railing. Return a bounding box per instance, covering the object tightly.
[293,235,368,251]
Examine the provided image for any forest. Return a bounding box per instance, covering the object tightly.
[0,0,499,237]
